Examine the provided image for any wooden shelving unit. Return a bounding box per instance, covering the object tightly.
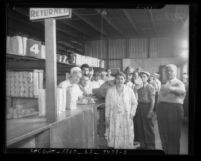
[6,53,104,74]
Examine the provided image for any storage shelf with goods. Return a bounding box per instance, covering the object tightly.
[6,69,44,120]
[6,35,105,121]
[6,35,105,69]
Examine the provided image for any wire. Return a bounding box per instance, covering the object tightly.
[100,13,103,60]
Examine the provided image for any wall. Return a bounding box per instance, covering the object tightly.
[84,36,188,74]
[84,40,107,59]
[128,38,148,58]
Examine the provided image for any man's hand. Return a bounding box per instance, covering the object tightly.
[130,114,134,120]
[147,111,154,119]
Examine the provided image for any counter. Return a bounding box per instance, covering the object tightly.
[6,100,105,148]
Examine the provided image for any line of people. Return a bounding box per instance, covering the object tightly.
[103,64,186,154]
[58,63,187,154]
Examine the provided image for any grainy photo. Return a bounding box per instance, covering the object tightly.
[5,5,189,155]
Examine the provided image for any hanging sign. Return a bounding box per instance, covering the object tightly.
[30,8,71,20]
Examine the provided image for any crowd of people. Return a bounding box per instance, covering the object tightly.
[58,63,188,154]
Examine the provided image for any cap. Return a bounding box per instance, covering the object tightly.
[70,67,82,75]
[153,73,159,77]
[139,71,150,77]
[124,66,134,74]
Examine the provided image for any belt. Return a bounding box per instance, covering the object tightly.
[138,102,150,104]
[159,101,182,106]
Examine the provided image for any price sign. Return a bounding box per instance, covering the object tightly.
[26,39,42,58]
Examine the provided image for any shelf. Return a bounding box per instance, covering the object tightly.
[6,53,104,73]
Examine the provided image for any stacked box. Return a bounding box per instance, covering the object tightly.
[38,70,44,89]
[41,45,46,59]
[22,36,28,56]
[7,36,12,54]
[23,72,28,97]
[57,88,63,114]
[38,89,46,116]
[33,70,39,97]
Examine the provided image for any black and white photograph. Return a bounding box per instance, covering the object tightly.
[4,4,193,155]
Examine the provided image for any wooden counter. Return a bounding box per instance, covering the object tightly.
[6,100,105,148]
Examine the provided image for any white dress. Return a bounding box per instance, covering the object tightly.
[105,85,138,149]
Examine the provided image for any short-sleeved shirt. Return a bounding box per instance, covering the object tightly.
[79,84,93,95]
[58,80,71,89]
[137,83,156,103]
[155,79,161,91]
[106,76,115,81]
[150,80,159,92]
[91,80,102,89]
[158,78,186,104]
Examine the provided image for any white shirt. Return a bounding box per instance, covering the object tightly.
[58,79,83,110]
[91,80,102,89]
[79,83,93,95]
[58,80,71,89]
[158,78,186,104]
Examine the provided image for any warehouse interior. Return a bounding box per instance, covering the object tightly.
[6,5,189,153]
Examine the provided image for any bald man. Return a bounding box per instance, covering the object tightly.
[156,64,186,154]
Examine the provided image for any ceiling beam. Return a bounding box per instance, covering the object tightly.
[148,9,158,36]
[12,8,87,42]
[73,11,108,36]
[61,20,93,38]
[122,9,139,36]
[94,9,123,37]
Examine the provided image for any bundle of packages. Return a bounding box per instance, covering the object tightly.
[6,70,44,98]
[56,88,66,114]
[7,36,25,55]
[77,96,96,105]
[41,45,46,59]
[38,89,46,116]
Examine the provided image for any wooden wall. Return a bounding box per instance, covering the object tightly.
[84,36,187,72]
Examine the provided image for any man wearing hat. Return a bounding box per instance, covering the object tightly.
[157,64,186,154]
[58,67,82,89]
[134,71,156,149]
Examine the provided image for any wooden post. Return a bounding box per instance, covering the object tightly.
[45,18,57,123]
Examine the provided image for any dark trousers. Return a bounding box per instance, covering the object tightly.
[153,92,158,112]
[156,102,184,154]
[134,102,155,149]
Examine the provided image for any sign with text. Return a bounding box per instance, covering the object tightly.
[30,8,71,20]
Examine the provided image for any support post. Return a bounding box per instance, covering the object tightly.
[45,18,57,123]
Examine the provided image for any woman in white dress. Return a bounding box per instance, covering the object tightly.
[105,72,138,149]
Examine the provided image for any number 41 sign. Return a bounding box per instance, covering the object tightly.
[26,39,42,58]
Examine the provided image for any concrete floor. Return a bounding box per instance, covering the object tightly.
[97,120,188,154]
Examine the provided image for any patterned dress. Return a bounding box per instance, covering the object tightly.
[105,85,138,149]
